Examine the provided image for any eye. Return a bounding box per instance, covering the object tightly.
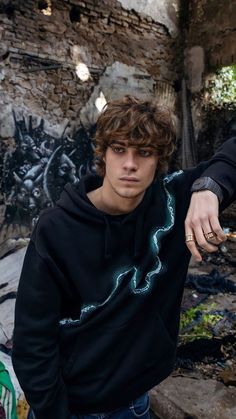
[33,188,41,198]
[110,145,125,154]
[61,164,68,171]
[138,149,153,157]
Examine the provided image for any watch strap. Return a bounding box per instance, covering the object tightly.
[191,177,224,203]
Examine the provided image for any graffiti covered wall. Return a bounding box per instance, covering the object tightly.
[0,111,95,223]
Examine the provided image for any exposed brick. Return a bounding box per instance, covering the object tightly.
[130,14,139,22]
[90,10,99,17]
[0,0,178,135]
[139,22,151,30]
[109,17,122,24]
[101,12,110,18]
[80,15,89,24]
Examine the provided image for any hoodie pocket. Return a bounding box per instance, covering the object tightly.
[61,310,176,386]
[61,320,132,382]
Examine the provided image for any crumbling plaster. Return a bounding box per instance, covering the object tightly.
[80,61,155,127]
[118,0,180,36]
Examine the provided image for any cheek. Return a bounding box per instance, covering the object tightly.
[148,160,158,172]
[145,161,158,181]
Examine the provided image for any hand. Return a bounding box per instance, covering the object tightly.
[184,190,227,262]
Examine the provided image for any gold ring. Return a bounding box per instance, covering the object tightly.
[185,234,195,242]
[204,231,215,240]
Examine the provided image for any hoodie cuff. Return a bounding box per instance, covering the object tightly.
[190,176,224,203]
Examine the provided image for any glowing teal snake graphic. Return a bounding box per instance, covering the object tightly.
[60,171,183,327]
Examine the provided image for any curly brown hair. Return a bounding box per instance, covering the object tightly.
[94,95,176,176]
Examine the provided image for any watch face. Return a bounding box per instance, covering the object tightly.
[191,177,222,202]
[194,178,207,188]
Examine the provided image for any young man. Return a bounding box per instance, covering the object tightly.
[12,96,236,419]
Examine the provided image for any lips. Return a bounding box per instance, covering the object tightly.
[119,177,139,182]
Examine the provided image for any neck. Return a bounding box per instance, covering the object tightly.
[87,184,144,215]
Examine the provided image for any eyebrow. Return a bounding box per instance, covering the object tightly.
[109,140,154,148]
[110,140,126,146]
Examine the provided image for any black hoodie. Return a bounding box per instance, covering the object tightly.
[12,138,236,419]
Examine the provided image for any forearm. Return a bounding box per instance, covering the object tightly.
[184,137,236,261]
[200,136,236,206]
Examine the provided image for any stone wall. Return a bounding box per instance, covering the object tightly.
[181,0,236,143]
[187,0,236,69]
[0,0,179,130]
[118,0,179,36]
[0,0,180,244]
[183,0,236,94]
[1,0,234,240]
[182,0,236,228]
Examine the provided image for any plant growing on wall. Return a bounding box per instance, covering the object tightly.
[203,65,236,110]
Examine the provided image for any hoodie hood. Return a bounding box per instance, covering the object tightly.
[56,174,153,259]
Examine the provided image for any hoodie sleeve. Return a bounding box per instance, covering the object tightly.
[198,136,236,207]
[12,239,70,419]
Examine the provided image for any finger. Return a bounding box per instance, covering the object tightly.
[210,216,227,242]
[193,224,219,252]
[185,239,203,262]
[185,230,202,262]
[202,221,221,245]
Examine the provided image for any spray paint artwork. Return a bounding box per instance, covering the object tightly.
[0,112,95,228]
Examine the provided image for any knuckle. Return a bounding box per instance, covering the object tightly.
[185,218,191,226]
[191,217,203,225]
[210,216,219,224]
[188,220,196,228]
[198,240,206,247]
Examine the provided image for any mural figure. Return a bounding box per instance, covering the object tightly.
[0,112,95,228]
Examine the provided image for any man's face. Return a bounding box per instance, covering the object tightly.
[103,140,158,201]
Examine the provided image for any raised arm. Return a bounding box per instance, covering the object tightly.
[184,136,236,261]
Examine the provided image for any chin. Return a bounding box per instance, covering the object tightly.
[116,187,144,199]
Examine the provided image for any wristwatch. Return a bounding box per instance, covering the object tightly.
[191,177,224,203]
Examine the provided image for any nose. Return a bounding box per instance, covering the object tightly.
[122,149,138,171]
[29,197,36,211]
